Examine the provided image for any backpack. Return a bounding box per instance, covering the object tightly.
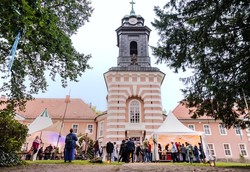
[65,134,74,148]
[188,145,193,154]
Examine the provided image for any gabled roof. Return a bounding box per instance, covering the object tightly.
[153,111,201,135]
[16,98,97,120]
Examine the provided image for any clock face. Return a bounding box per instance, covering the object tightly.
[129,17,137,25]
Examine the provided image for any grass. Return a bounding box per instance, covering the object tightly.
[24,160,123,166]
[24,160,250,168]
[162,161,250,169]
[207,161,250,169]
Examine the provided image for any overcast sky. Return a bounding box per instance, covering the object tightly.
[35,0,190,112]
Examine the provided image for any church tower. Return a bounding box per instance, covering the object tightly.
[103,1,165,143]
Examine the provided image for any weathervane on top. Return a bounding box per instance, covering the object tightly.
[130,0,136,15]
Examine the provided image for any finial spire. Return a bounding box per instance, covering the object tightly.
[130,0,135,16]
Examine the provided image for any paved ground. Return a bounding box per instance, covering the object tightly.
[1,163,250,172]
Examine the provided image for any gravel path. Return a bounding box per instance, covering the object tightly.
[1,163,250,172]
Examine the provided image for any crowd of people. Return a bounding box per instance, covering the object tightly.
[94,138,153,163]
[26,130,205,164]
[158,141,206,163]
[25,138,60,161]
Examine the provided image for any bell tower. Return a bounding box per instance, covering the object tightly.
[116,4,151,67]
[103,0,165,143]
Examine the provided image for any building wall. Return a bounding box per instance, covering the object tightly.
[16,98,250,161]
[103,71,164,144]
[180,119,250,161]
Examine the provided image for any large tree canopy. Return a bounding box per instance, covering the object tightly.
[0,0,93,111]
[152,0,250,128]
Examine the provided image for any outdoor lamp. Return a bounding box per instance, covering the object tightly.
[209,159,216,167]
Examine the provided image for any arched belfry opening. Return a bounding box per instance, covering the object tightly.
[130,41,138,56]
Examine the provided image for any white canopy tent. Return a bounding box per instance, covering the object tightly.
[151,111,209,161]
[28,108,53,134]
[27,131,66,152]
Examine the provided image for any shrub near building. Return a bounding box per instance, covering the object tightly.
[0,112,28,167]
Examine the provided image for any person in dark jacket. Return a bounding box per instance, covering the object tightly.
[198,142,206,163]
[106,141,114,162]
[64,128,78,162]
[193,145,200,162]
[118,140,127,162]
[37,147,43,160]
[135,143,142,162]
[93,140,99,157]
[127,138,135,163]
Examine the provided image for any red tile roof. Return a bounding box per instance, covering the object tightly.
[15,98,97,120]
[172,103,213,120]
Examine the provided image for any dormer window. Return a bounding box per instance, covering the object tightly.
[130,41,137,55]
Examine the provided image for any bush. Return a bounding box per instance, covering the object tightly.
[77,133,94,159]
[0,150,23,167]
[0,111,28,166]
[239,154,246,163]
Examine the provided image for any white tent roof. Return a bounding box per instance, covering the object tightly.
[153,111,202,135]
[42,120,62,133]
[28,108,53,134]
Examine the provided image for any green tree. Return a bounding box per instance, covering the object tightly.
[91,105,103,115]
[152,0,250,128]
[0,0,93,111]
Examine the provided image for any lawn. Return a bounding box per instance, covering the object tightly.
[25,159,122,165]
[25,160,250,168]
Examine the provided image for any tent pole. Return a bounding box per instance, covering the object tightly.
[56,95,70,147]
[40,131,43,143]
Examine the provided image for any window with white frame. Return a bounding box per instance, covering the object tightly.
[72,124,78,134]
[207,143,216,156]
[219,124,227,135]
[235,126,242,136]
[87,124,93,134]
[204,124,211,135]
[99,122,104,137]
[223,143,232,156]
[129,100,140,123]
[239,144,248,156]
[188,124,195,131]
